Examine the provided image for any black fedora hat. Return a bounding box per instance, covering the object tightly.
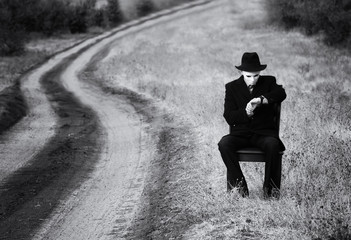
[235,52,267,72]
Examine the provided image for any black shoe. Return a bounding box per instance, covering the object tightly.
[227,186,249,198]
[227,183,249,198]
[238,186,249,198]
[263,186,271,199]
[263,187,280,200]
[227,179,249,197]
[271,188,280,199]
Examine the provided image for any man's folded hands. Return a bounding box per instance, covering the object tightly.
[246,98,261,117]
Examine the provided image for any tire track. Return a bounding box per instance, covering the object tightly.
[0,51,103,240]
[0,1,215,239]
[33,1,218,238]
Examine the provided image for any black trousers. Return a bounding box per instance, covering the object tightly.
[218,134,281,196]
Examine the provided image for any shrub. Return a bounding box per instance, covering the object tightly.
[265,0,351,46]
[0,84,27,134]
[319,2,351,44]
[83,0,99,27]
[0,0,39,32]
[92,8,109,28]
[68,4,89,34]
[106,0,123,26]
[36,0,70,35]
[0,4,26,56]
[0,0,102,37]
[0,26,26,56]
[136,0,156,17]
[265,0,299,29]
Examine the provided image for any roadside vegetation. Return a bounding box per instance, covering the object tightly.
[0,0,120,57]
[0,0,194,133]
[93,0,351,239]
[265,0,351,48]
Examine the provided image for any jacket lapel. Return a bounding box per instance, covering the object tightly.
[251,76,263,97]
[238,77,252,100]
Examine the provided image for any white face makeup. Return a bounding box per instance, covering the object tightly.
[241,71,260,86]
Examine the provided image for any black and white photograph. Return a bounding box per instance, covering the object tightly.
[0,0,350,239]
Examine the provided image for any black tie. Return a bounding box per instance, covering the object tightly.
[248,85,254,93]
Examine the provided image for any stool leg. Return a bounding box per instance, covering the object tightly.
[268,155,282,199]
[227,169,233,192]
[273,155,282,190]
[227,169,249,197]
[263,153,282,199]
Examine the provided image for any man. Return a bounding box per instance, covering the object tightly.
[218,52,286,198]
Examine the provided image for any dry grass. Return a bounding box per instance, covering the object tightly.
[93,0,351,239]
[0,33,91,133]
[0,33,90,92]
[0,0,195,91]
[118,0,200,20]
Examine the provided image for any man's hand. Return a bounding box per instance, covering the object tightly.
[249,98,261,107]
[246,98,261,117]
[245,102,255,117]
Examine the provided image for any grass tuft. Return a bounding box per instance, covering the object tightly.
[0,83,27,134]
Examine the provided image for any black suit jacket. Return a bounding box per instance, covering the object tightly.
[223,75,287,150]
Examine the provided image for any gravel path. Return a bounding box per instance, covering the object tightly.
[0,1,216,239]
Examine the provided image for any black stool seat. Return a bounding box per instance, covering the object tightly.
[237,147,284,162]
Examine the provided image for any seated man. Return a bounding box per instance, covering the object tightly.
[218,52,286,198]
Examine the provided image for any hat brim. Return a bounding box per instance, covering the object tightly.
[235,65,267,72]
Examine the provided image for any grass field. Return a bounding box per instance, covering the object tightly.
[93,0,351,238]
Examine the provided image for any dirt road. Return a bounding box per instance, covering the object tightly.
[0,1,217,239]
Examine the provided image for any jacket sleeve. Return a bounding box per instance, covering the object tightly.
[223,84,250,126]
[262,77,287,104]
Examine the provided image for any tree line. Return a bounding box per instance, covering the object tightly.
[266,0,351,47]
[0,0,156,56]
